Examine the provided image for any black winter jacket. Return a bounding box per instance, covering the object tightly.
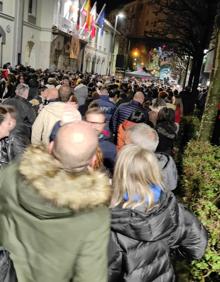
[3,96,36,139]
[156,121,177,155]
[108,192,207,282]
[0,129,30,168]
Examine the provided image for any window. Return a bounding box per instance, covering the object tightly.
[0,1,3,12]
[28,0,37,24]
[28,0,37,16]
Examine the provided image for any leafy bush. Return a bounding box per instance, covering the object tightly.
[181,140,220,281]
[178,116,200,151]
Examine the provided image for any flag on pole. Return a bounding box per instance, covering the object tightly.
[81,0,91,16]
[79,0,91,33]
[84,0,92,32]
[77,0,84,30]
[96,4,106,36]
[90,2,97,38]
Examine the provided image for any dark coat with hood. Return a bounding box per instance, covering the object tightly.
[108,192,207,282]
[3,96,36,139]
[0,129,30,168]
[0,146,111,282]
[156,121,177,155]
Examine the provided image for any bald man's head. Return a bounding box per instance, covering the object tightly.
[133,91,145,104]
[47,88,59,100]
[52,121,98,171]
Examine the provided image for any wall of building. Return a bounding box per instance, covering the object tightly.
[0,0,119,73]
[0,16,15,65]
[0,0,55,68]
[0,0,15,66]
[22,0,54,69]
[109,0,161,39]
[108,0,167,71]
[83,24,116,75]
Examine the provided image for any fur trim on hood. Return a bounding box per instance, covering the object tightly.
[19,145,112,212]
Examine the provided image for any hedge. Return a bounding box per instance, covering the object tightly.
[181,140,220,281]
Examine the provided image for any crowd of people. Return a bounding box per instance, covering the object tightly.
[0,63,208,281]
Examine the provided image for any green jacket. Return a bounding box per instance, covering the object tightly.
[0,146,111,282]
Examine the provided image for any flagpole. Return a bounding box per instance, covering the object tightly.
[96,3,106,24]
[79,22,87,35]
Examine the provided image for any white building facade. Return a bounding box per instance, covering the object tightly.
[0,0,119,74]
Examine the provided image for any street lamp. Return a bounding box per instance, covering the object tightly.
[110,12,125,75]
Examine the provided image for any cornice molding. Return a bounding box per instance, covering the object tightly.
[0,12,14,22]
[23,21,52,33]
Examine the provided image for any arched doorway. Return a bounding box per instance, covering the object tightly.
[91,56,96,74]
[85,54,91,72]
[96,57,101,74]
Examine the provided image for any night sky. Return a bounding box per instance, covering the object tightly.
[95,0,133,13]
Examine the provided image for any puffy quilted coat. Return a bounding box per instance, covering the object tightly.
[108,192,207,282]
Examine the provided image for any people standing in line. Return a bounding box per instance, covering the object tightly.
[110,91,148,141]
[116,110,146,151]
[124,123,178,191]
[180,86,196,115]
[3,83,36,140]
[85,107,116,175]
[74,79,89,115]
[0,105,16,167]
[89,87,116,132]
[173,89,183,124]
[0,105,31,169]
[0,121,111,282]
[31,85,77,145]
[109,144,207,282]
[148,97,167,128]
[155,107,178,155]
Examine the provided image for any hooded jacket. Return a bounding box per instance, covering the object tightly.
[156,153,178,191]
[108,192,207,282]
[31,102,78,145]
[0,129,30,168]
[156,121,177,155]
[91,96,116,123]
[0,146,111,282]
[3,96,37,139]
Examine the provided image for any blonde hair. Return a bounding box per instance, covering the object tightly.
[111,144,165,209]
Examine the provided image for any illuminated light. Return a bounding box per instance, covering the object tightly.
[207,80,210,86]
[117,12,125,18]
[132,49,140,58]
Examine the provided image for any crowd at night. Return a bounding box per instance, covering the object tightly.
[0,0,219,281]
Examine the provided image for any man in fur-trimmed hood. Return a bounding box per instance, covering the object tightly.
[0,121,111,282]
